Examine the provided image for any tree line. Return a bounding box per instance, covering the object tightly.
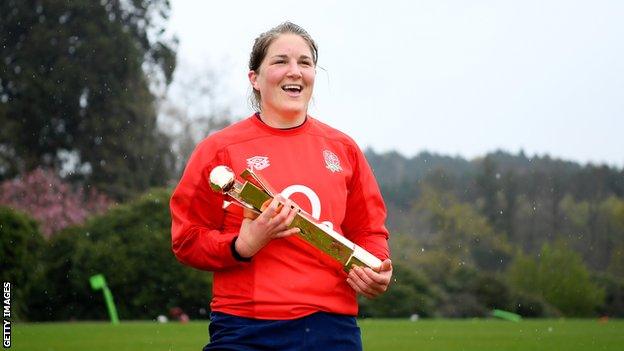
[366,149,624,275]
[361,149,624,318]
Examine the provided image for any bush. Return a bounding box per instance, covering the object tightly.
[0,206,44,320]
[437,292,488,318]
[511,292,561,318]
[593,273,624,317]
[437,267,512,317]
[359,263,439,318]
[27,188,212,321]
[468,272,513,311]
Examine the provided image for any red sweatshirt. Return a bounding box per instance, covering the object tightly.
[170,114,390,319]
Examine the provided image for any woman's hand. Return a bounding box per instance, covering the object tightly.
[346,259,393,299]
[235,196,300,258]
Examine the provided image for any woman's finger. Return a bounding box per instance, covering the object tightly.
[275,227,300,238]
[361,266,391,287]
[352,267,383,293]
[268,199,290,224]
[346,277,374,299]
[348,270,377,296]
[261,198,281,218]
[284,202,299,226]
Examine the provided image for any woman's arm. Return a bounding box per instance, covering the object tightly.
[170,140,247,271]
[341,144,392,298]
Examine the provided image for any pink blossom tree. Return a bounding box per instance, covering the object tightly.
[0,168,111,237]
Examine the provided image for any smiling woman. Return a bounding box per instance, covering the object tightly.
[248,33,315,128]
[170,22,392,351]
[248,24,318,128]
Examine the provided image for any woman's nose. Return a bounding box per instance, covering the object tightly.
[286,62,302,78]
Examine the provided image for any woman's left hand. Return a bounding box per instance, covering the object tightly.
[346,259,393,299]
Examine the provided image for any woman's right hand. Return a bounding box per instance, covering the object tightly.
[235,196,300,258]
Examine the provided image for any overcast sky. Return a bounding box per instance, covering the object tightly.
[166,0,624,167]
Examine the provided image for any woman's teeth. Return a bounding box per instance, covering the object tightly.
[282,85,302,92]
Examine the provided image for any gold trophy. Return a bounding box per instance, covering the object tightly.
[209,165,382,272]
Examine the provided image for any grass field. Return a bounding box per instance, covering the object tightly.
[11,319,623,351]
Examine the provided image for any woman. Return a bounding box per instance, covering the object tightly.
[170,22,392,350]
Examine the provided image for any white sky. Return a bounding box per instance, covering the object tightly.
[166,0,624,166]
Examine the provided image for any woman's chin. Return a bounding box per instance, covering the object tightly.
[273,104,307,118]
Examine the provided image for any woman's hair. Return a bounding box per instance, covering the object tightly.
[248,22,318,112]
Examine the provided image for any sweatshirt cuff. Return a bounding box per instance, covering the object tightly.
[230,236,252,262]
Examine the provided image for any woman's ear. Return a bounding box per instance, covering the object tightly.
[248,70,258,90]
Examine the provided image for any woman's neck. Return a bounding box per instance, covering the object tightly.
[258,110,307,129]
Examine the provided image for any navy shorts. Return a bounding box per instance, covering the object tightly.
[203,311,362,351]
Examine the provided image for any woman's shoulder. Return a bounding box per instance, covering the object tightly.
[309,117,359,148]
[195,115,257,150]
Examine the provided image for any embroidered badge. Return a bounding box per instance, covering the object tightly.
[323,150,342,173]
[246,156,270,170]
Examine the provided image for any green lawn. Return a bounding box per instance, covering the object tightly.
[11,319,623,351]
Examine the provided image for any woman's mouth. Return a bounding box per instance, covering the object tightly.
[282,84,303,96]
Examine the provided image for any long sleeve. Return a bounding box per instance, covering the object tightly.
[170,139,246,271]
[341,145,390,261]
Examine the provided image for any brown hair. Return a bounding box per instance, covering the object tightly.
[248,22,318,112]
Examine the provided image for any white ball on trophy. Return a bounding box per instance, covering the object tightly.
[209,165,235,193]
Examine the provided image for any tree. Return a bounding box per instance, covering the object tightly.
[0,168,110,236]
[507,243,604,316]
[159,63,235,176]
[412,185,513,272]
[0,0,176,199]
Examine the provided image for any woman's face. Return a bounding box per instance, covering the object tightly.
[249,33,316,120]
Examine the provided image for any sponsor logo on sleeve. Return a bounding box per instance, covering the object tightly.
[246,156,270,171]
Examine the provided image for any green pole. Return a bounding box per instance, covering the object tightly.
[102,286,120,325]
[491,309,522,322]
[89,274,120,325]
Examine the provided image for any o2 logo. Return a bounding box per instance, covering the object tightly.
[281,184,334,230]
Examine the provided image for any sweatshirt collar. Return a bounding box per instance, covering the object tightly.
[251,112,312,135]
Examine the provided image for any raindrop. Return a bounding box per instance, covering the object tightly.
[59,13,70,24]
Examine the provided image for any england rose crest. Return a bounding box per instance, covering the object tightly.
[323,150,342,173]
